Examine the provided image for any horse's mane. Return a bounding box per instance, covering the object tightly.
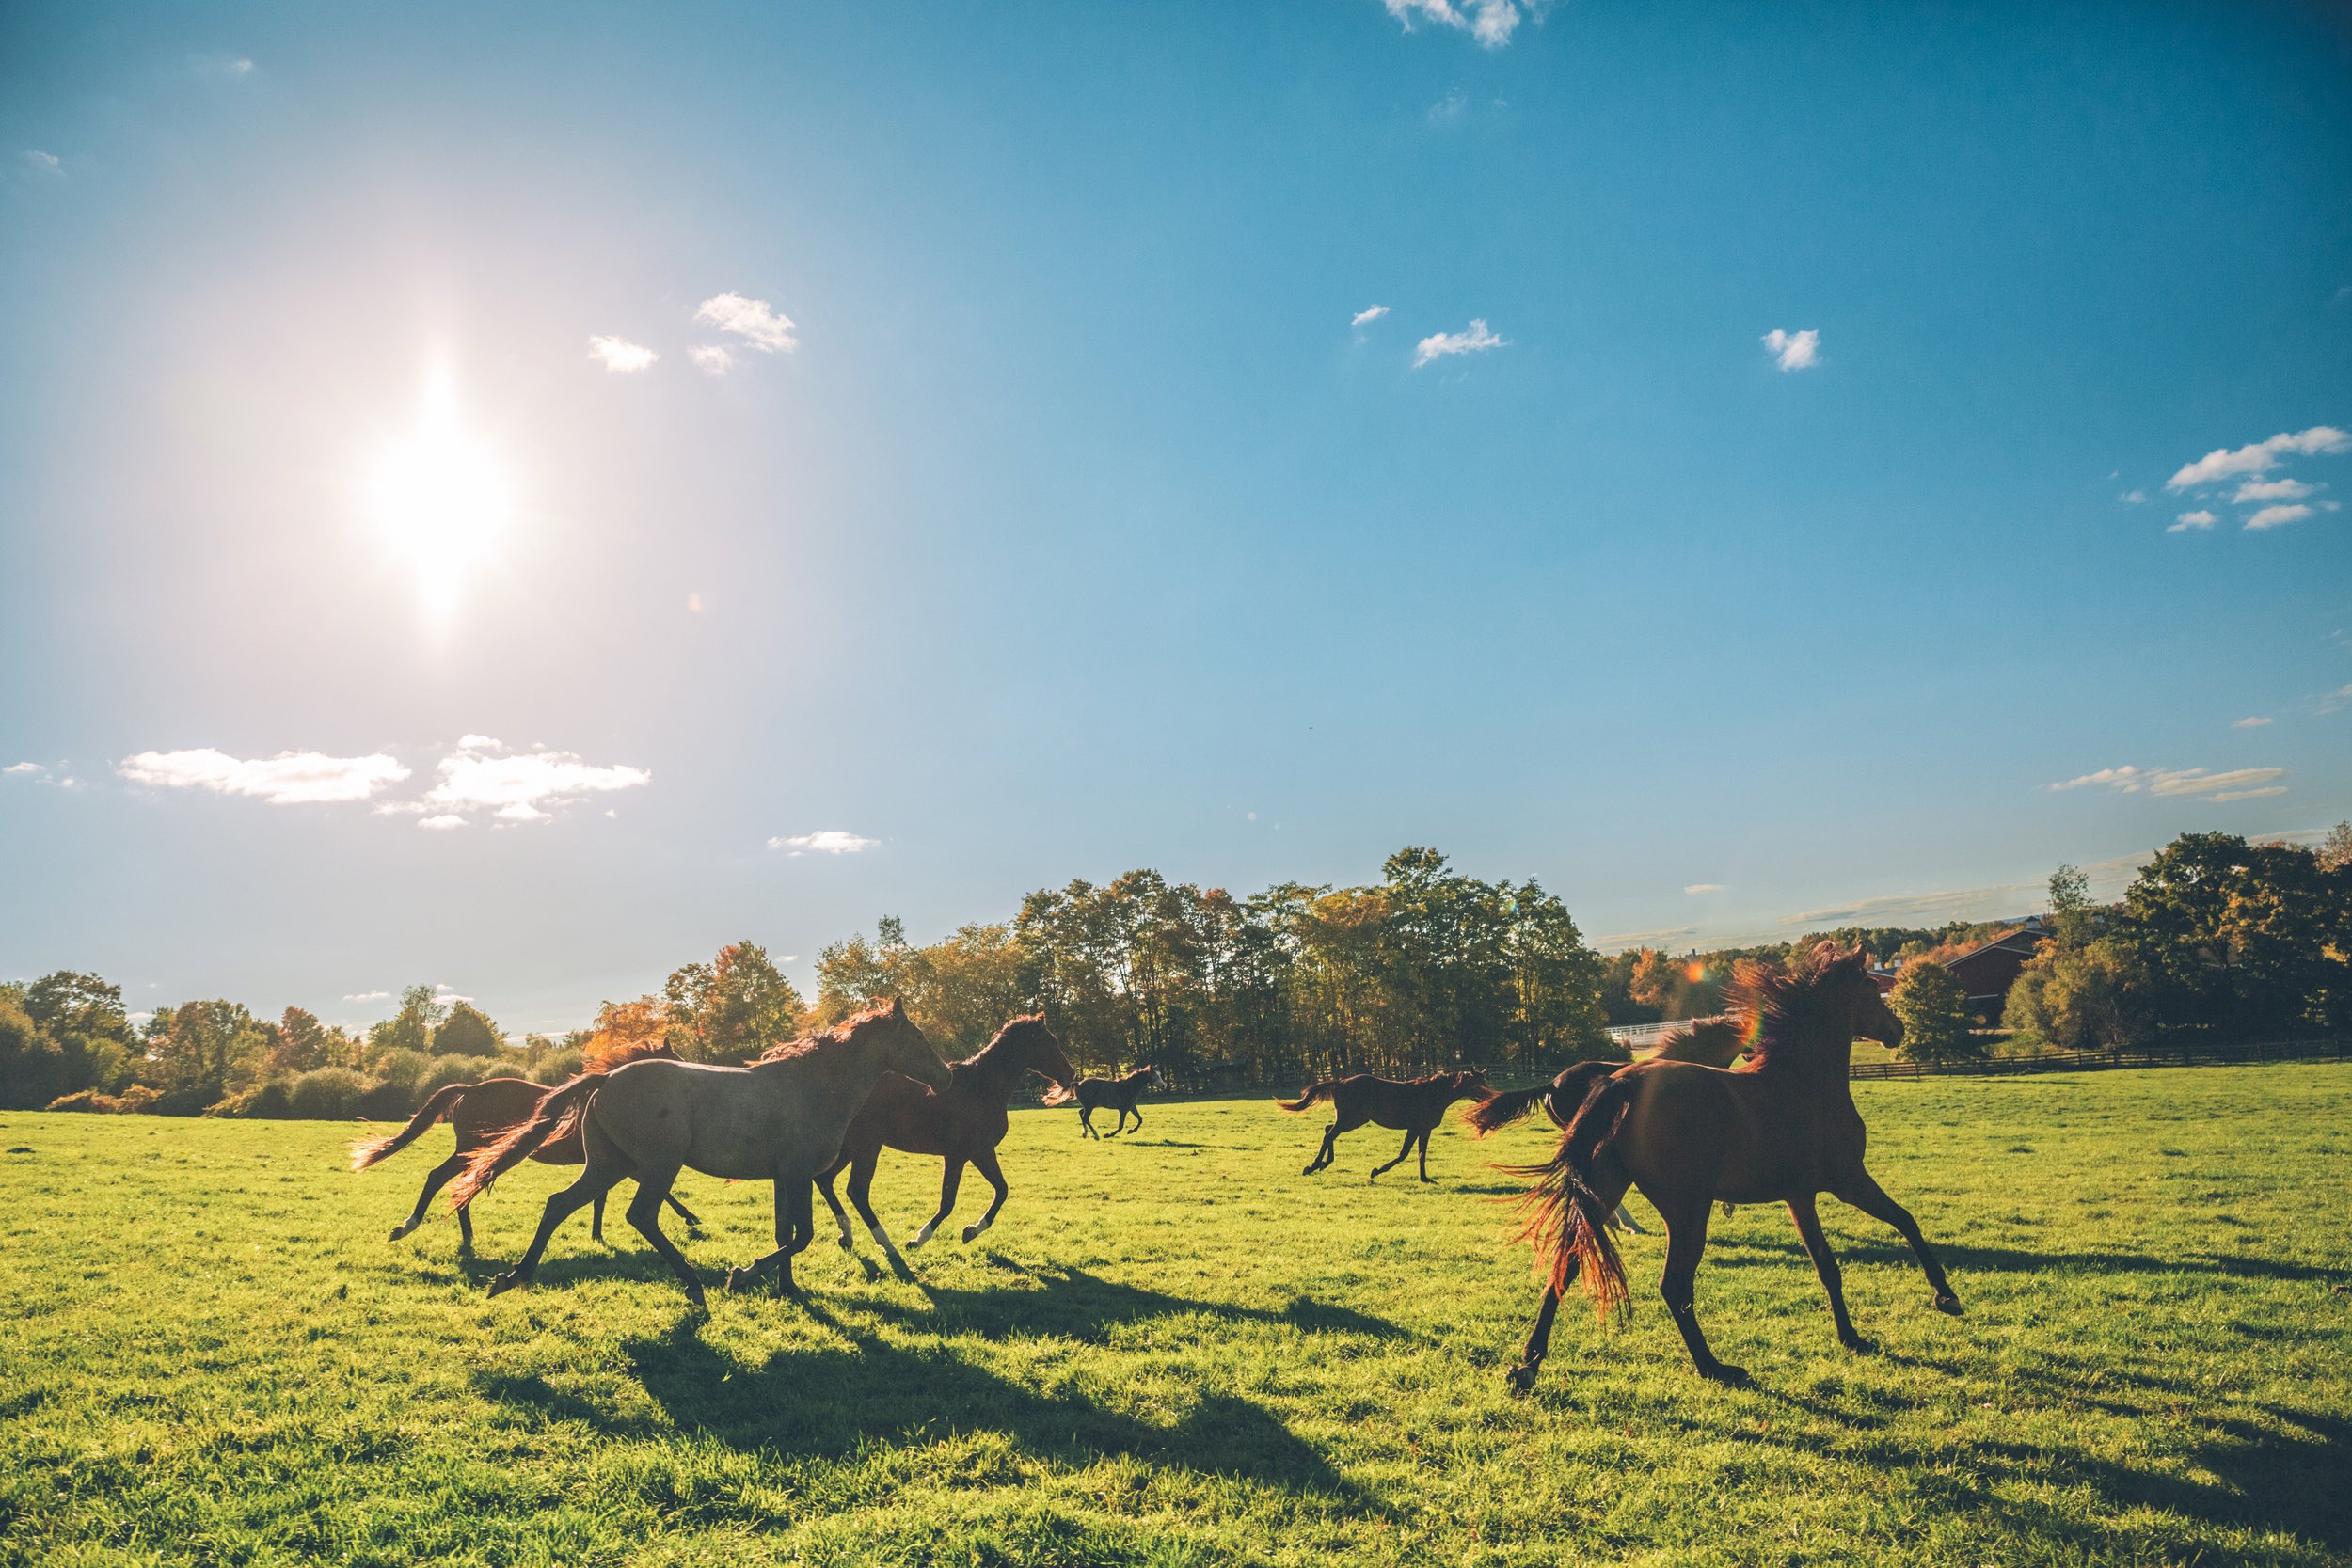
[1729,942,1871,1071]
[583,1037,675,1072]
[1647,1017,1746,1068]
[755,998,906,1064]
[957,1012,1049,1073]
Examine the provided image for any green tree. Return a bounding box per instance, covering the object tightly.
[1891,958,1979,1063]
[2118,832,2344,1037]
[431,1000,502,1058]
[146,1000,271,1101]
[369,985,446,1058]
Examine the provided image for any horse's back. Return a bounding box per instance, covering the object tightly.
[1617,1061,1845,1201]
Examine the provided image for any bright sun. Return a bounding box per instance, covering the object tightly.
[366,367,512,621]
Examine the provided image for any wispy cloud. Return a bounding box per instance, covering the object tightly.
[2166,425,2349,489]
[2244,503,2314,531]
[694,293,797,354]
[768,830,879,856]
[2047,764,2286,801]
[1683,883,1724,895]
[4,761,44,777]
[1777,882,2042,928]
[1412,318,1506,368]
[1594,925,1696,950]
[418,815,467,831]
[119,748,409,805]
[1351,304,1390,330]
[421,736,649,824]
[24,150,62,175]
[2118,489,2149,504]
[2169,511,2217,532]
[2234,477,2315,503]
[1381,0,1532,48]
[587,335,658,373]
[342,990,389,1003]
[1761,328,1820,372]
[1426,90,1469,123]
[688,343,735,375]
[2233,716,2273,728]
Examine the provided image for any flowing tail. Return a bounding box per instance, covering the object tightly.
[1510,1073,1636,1319]
[349,1082,469,1171]
[1463,1059,1621,1137]
[446,1074,600,1211]
[1463,1084,1549,1136]
[1275,1081,1338,1113]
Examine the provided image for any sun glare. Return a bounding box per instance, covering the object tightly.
[366,367,512,621]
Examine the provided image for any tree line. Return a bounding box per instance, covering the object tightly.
[4,831,2347,1118]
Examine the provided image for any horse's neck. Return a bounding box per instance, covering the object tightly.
[1749,1022,1856,1098]
[950,1050,1022,1104]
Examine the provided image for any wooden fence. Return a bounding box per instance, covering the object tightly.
[1847,1037,2352,1081]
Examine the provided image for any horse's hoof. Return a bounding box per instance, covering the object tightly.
[1841,1334,1877,1355]
[1504,1361,1540,1396]
[1932,1292,1963,1317]
[1699,1362,1751,1387]
[835,1234,854,1253]
[388,1226,406,1243]
[725,1267,753,1293]
[485,1273,520,1298]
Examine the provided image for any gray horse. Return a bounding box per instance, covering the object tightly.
[450,999,952,1307]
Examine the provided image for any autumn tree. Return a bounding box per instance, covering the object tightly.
[663,941,804,1061]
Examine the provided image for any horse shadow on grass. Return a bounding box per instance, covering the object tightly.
[1704,1230,2346,1286]
[857,1261,1410,1346]
[482,1308,1379,1513]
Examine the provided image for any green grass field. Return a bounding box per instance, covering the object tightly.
[4,1065,2347,1567]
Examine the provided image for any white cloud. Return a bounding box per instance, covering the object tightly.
[1594,925,1696,950]
[1777,882,2042,928]
[2118,489,2149,504]
[587,335,658,373]
[118,748,409,805]
[1382,0,1530,48]
[688,343,736,375]
[4,761,43,776]
[2166,425,2349,489]
[1411,318,1506,368]
[2244,503,2313,531]
[418,815,467,831]
[1683,883,1723,895]
[25,150,61,174]
[422,738,649,822]
[2048,763,2286,800]
[693,293,796,353]
[2233,716,2273,728]
[2233,477,2314,503]
[1351,305,1391,329]
[1761,328,1820,372]
[343,990,390,1002]
[2169,510,2216,532]
[768,830,879,856]
[1427,90,1468,122]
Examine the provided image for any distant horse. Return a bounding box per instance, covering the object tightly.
[1463,1020,1751,1232]
[349,1041,698,1247]
[1501,944,1962,1391]
[1072,1065,1158,1138]
[1279,1069,1493,1181]
[450,1000,952,1307]
[817,1014,1076,1274]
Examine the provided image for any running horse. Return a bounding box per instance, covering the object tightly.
[1500,943,1962,1391]
[450,1000,952,1307]
[817,1013,1077,1275]
[1072,1064,1158,1138]
[1279,1069,1493,1181]
[349,1039,702,1247]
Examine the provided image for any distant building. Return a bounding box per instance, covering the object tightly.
[1868,921,2049,1017]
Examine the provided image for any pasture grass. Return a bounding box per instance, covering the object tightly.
[3,1064,2348,1566]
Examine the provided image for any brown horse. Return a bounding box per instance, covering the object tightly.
[350,1041,696,1247]
[1072,1064,1158,1138]
[1280,1069,1493,1181]
[1501,944,1961,1391]
[817,1014,1076,1275]
[451,1000,952,1307]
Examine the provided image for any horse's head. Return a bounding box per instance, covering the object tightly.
[864,998,954,1094]
[1746,942,1899,1064]
[1142,1065,1162,1091]
[1003,1014,1078,1105]
[1846,962,1903,1051]
[1456,1067,1493,1099]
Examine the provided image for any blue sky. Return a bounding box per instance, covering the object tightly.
[3,2,2348,1034]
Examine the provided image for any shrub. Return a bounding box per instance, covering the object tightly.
[1891,958,1980,1064]
[208,1080,293,1119]
[2004,938,2152,1052]
[44,1088,121,1113]
[286,1067,372,1121]
[419,1054,502,1096]
[530,1048,584,1085]
[367,1048,431,1096]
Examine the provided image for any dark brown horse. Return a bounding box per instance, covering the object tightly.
[1502,944,1961,1391]
[1279,1069,1493,1181]
[350,1040,697,1247]
[817,1014,1076,1275]
[1072,1064,1158,1138]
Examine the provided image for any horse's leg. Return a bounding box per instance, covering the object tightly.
[665,1191,704,1232]
[1788,1193,1868,1353]
[391,1152,468,1242]
[1613,1201,1648,1235]
[457,1195,474,1251]
[1831,1168,1962,1315]
[911,1158,966,1247]
[1416,1127,1435,1183]
[591,1191,606,1244]
[816,1157,856,1251]
[1369,1129,1416,1182]
[726,1176,814,1298]
[961,1148,1009,1243]
[623,1164,705,1309]
[485,1159,623,1297]
[1304,1123,1338,1175]
[1080,1105,1098,1139]
[1504,1277,1570,1395]
[1123,1100,1141,1134]
[1655,1195,1743,1385]
[845,1153,911,1278]
[1105,1104,1129,1137]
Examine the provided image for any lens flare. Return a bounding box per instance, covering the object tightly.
[366,366,511,621]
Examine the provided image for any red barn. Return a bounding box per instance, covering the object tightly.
[1868,924,2049,1016]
